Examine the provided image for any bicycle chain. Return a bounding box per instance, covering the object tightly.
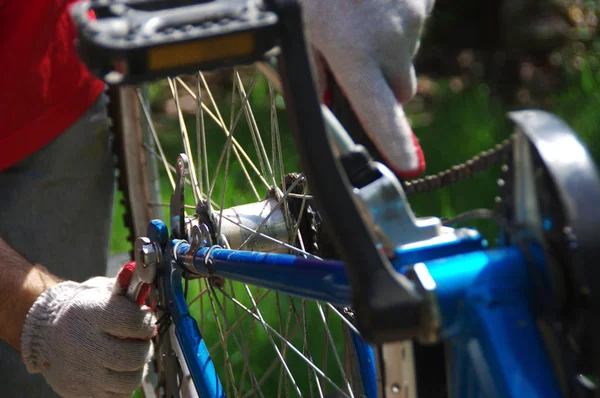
[401,135,516,195]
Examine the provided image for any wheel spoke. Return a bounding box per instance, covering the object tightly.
[204,280,240,397]
[208,289,272,355]
[277,297,295,398]
[290,227,324,397]
[196,73,209,199]
[227,280,265,398]
[177,75,270,192]
[142,143,221,209]
[235,70,276,188]
[297,298,324,398]
[206,73,265,202]
[289,183,310,248]
[215,73,240,240]
[136,88,176,189]
[141,144,187,184]
[269,80,292,229]
[199,279,206,332]
[318,303,354,397]
[168,77,201,203]
[186,286,209,308]
[207,282,265,398]
[241,284,303,397]
[242,318,301,398]
[218,288,353,398]
[148,202,196,210]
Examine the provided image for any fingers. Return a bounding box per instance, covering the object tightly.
[324,55,425,178]
[381,58,418,105]
[113,261,137,296]
[299,0,429,177]
[113,261,151,304]
[99,333,154,371]
[373,25,420,105]
[97,294,156,339]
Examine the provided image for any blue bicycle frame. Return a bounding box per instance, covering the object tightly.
[149,219,564,398]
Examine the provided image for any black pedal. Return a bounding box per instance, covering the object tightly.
[71,0,280,84]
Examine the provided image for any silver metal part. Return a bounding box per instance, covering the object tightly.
[126,237,160,302]
[322,105,359,157]
[399,226,479,252]
[322,105,442,250]
[188,223,212,254]
[137,0,255,37]
[169,324,200,398]
[87,0,257,38]
[218,198,290,252]
[405,263,442,344]
[512,126,543,242]
[170,154,187,239]
[354,163,442,252]
[377,341,417,398]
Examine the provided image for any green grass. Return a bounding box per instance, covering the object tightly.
[112,69,600,395]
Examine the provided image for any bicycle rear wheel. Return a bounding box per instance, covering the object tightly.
[113,65,377,397]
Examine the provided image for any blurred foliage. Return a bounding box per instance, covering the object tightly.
[418,0,600,107]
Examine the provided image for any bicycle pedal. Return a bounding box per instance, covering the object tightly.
[71,0,280,84]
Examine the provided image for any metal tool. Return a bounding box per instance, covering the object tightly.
[126,236,160,303]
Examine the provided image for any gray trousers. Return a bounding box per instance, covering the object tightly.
[0,94,115,397]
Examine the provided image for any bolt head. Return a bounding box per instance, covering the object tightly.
[135,237,161,269]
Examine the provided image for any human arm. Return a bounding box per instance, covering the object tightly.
[0,237,60,350]
[0,236,155,398]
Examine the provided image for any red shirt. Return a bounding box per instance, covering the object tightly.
[0,0,105,171]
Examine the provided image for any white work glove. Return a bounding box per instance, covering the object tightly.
[21,264,155,398]
[299,0,435,178]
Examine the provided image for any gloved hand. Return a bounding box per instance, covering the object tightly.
[299,0,435,179]
[21,264,155,398]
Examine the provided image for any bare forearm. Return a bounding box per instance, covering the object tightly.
[0,238,60,351]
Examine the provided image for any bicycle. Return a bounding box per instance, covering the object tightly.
[72,1,600,397]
